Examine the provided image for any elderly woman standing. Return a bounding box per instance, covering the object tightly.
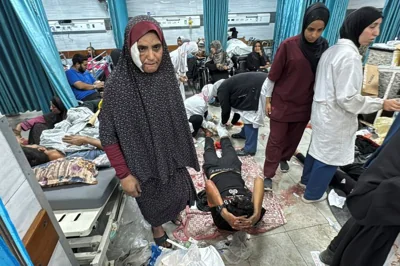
[170,41,198,100]
[301,7,400,203]
[99,16,199,248]
[205,40,233,83]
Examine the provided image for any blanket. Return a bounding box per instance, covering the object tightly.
[173,151,286,241]
[40,107,99,153]
[33,157,98,187]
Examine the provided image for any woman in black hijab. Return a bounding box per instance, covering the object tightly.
[14,96,67,145]
[262,3,330,190]
[246,41,270,72]
[99,16,199,248]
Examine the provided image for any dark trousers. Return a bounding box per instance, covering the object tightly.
[302,154,337,200]
[189,115,204,137]
[82,91,102,101]
[263,120,308,178]
[203,137,242,177]
[238,124,259,154]
[328,218,355,253]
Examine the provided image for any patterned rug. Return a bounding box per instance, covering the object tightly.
[173,151,286,241]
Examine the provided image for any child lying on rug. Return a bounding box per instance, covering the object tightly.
[202,126,266,231]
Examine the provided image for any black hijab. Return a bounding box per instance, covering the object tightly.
[300,3,330,73]
[43,96,67,128]
[340,6,382,48]
[100,16,199,184]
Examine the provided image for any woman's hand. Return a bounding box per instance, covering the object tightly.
[179,76,188,83]
[120,174,142,197]
[383,99,400,111]
[62,135,87,146]
[266,98,272,117]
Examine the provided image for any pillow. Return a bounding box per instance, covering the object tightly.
[33,157,98,187]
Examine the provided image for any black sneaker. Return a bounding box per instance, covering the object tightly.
[319,247,335,265]
[263,178,273,191]
[231,133,246,139]
[280,161,290,173]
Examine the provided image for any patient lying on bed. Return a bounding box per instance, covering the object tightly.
[22,135,105,167]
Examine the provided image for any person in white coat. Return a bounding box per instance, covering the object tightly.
[184,83,219,137]
[300,6,400,203]
[170,41,198,100]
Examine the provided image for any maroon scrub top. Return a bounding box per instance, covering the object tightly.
[268,35,315,123]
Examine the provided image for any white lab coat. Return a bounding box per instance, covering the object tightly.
[184,95,210,129]
[309,39,384,166]
[170,42,199,101]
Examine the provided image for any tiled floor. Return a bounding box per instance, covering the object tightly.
[6,100,340,266]
[199,105,340,266]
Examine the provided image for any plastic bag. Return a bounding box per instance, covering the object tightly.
[107,197,153,265]
[154,244,224,266]
[220,232,251,265]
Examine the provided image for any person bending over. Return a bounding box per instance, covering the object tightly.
[203,128,265,231]
[23,135,104,167]
[66,54,104,101]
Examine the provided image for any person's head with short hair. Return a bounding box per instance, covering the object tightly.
[22,146,64,167]
[211,192,255,231]
[226,194,254,218]
[22,147,50,167]
[72,54,88,73]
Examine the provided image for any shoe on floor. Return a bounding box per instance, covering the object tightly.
[319,247,335,265]
[301,192,327,204]
[298,181,306,189]
[236,149,255,156]
[263,178,273,191]
[280,161,290,173]
[231,133,246,139]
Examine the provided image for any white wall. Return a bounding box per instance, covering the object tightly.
[42,0,115,51]
[348,0,386,9]
[43,0,386,51]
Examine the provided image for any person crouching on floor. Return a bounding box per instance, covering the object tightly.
[202,126,266,231]
[184,83,219,138]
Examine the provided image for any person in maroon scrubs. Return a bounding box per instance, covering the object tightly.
[262,3,330,190]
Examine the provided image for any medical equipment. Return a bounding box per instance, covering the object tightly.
[43,168,126,266]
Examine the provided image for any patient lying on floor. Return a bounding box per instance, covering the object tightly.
[203,127,266,231]
[22,135,105,167]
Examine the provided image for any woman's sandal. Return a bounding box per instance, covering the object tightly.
[154,232,172,248]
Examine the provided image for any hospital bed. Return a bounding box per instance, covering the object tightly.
[43,168,126,266]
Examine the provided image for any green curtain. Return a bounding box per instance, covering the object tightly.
[375,0,400,43]
[203,0,229,53]
[273,0,349,58]
[108,0,129,49]
[0,1,54,115]
[322,0,349,46]
[0,0,77,115]
[272,0,310,59]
